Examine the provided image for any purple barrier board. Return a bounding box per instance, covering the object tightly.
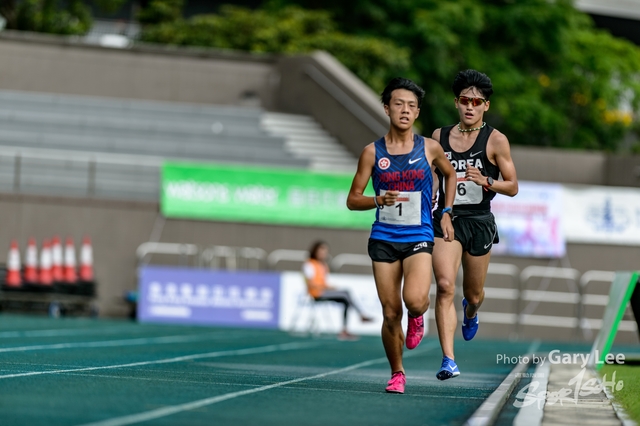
[138,266,281,328]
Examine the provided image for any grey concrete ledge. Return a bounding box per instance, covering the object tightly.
[0,29,279,63]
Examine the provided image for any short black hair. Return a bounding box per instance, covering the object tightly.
[381,77,425,108]
[452,70,493,100]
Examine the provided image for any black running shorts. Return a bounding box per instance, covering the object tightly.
[368,239,434,263]
[433,209,499,257]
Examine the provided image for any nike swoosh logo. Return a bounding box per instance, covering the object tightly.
[470,151,482,157]
[448,365,456,371]
[408,158,421,164]
[484,224,497,249]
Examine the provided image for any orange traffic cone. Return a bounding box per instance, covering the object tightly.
[51,236,63,282]
[24,237,39,283]
[79,236,94,282]
[63,237,77,283]
[6,239,22,287]
[39,239,53,286]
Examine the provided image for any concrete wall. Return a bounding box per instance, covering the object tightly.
[0,192,371,317]
[0,31,279,109]
[606,154,640,187]
[0,193,156,317]
[276,51,389,157]
[511,146,607,185]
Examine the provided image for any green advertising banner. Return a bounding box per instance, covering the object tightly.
[161,162,374,229]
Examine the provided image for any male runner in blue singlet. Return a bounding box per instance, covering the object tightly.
[347,78,456,394]
[431,70,519,380]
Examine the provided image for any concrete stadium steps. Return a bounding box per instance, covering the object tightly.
[0,90,263,122]
[0,90,308,168]
[0,91,364,201]
[0,104,267,138]
[0,109,268,140]
[0,148,161,201]
[261,112,357,173]
[0,129,300,163]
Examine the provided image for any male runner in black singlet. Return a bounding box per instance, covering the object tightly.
[431,70,518,380]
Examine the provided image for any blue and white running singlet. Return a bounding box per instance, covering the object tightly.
[370,134,434,243]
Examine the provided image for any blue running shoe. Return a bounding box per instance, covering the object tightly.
[461,298,479,341]
[436,356,460,381]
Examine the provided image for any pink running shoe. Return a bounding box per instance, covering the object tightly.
[385,371,406,394]
[405,315,424,349]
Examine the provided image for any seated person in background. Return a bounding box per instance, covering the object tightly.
[303,240,373,340]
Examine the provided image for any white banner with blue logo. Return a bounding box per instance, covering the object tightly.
[492,181,565,258]
[563,184,640,245]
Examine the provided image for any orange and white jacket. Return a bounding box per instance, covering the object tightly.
[302,259,329,298]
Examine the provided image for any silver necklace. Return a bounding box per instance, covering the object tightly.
[457,122,486,133]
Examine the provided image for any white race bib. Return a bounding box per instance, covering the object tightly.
[378,190,422,226]
[451,172,483,205]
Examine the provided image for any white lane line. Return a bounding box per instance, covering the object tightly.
[464,359,530,426]
[0,333,234,353]
[464,341,541,426]
[77,340,440,426]
[0,341,321,379]
[63,373,486,399]
[0,326,150,338]
[513,357,549,426]
[0,324,186,338]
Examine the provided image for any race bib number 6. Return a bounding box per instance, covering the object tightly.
[378,190,421,226]
[452,172,483,205]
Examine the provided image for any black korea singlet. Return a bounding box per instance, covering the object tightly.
[435,124,500,212]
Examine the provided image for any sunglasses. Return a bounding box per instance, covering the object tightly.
[457,96,487,107]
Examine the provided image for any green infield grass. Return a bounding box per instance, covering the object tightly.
[601,363,640,422]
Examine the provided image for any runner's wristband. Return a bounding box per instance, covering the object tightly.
[442,206,453,217]
[373,195,381,209]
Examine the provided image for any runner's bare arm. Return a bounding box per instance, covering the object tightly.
[487,131,518,197]
[346,143,398,210]
[425,137,455,242]
[425,137,455,208]
[430,129,442,206]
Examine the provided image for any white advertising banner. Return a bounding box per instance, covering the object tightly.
[491,181,565,258]
[279,271,420,336]
[563,185,640,245]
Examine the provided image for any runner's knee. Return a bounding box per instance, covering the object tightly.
[436,278,456,298]
[463,288,483,305]
[405,298,429,316]
[382,306,403,325]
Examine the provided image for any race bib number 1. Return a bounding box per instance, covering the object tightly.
[378,190,421,226]
[452,172,483,205]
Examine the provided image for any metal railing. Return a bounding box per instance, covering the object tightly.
[266,249,309,269]
[137,242,267,271]
[439,262,628,340]
[134,242,637,341]
[330,253,371,271]
[1,146,162,199]
[136,242,199,267]
[266,250,372,272]
[578,270,617,339]
[517,266,581,336]
[199,245,267,271]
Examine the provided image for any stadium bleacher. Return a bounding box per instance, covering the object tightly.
[261,112,357,173]
[0,90,339,201]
